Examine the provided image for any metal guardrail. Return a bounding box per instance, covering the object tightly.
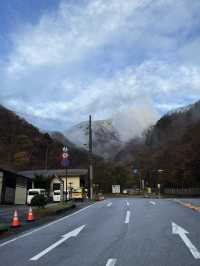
[164,188,200,195]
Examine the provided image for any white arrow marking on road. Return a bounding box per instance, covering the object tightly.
[172,222,200,259]
[126,200,130,206]
[30,225,85,261]
[106,258,117,266]
[107,202,112,207]
[150,201,156,205]
[125,210,131,224]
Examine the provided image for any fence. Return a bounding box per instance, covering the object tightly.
[164,188,200,196]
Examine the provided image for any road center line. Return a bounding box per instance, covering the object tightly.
[106,258,117,266]
[150,201,156,205]
[126,200,130,206]
[107,202,112,207]
[125,210,131,224]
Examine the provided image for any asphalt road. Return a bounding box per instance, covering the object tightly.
[0,198,200,266]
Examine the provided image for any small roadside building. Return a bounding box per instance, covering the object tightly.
[19,169,88,197]
[0,168,33,205]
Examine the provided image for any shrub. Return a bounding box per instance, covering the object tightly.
[31,194,48,208]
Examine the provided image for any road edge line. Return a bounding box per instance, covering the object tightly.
[0,202,98,248]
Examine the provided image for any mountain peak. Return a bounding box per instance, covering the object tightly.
[65,119,122,159]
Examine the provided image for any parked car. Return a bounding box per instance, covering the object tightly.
[71,188,85,201]
[53,190,61,202]
[27,189,47,205]
[94,193,105,201]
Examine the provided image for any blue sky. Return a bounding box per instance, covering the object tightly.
[0,0,200,135]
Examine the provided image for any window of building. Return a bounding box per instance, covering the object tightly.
[53,183,60,191]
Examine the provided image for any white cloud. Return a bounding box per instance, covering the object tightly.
[112,102,158,141]
[6,0,148,74]
[1,0,200,136]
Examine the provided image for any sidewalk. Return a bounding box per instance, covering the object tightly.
[0,203,59,224]
[0,205,30,225]
[174,198,200,213]
[0,200,93,239]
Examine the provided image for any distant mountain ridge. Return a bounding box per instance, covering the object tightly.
[0,105,93,170]
[65,119,123,159]
[50,131,75,147]
[146,100,200,150]
[115,99,200,187]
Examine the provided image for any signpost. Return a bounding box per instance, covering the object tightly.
[112,185,120,194]
[61,146,69,201]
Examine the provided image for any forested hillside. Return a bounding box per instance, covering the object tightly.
[0,105,91,171]
[1,100,200,191]
[124,101,200,188]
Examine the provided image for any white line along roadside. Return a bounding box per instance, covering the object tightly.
[107,202,112,207]
[172,222,200,259]
[0,203,99,248]
[149,201,156,205]
[106,258,117,266]
[125,210,131,224]
[30,225,85,261]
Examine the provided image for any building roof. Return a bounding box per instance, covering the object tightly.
[18,169,88,179]
[0,167,32,180]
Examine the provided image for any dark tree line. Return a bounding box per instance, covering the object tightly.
[129,101,200,188]
[0,105,94,171]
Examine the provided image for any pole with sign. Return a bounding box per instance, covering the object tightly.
[61,146,69,202]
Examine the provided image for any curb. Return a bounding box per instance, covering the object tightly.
[174,199,200,213]
[0,203,77,239]
[0,224,9,233]
[55,204,76,214]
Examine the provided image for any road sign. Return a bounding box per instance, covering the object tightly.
[61,159,69,167]
[62,153,69,159]
[63,146,68,152]
[61,146,70,168]
[112,185,120,194]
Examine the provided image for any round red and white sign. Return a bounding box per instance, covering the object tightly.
[62,153,69,159]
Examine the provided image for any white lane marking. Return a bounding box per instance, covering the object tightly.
[106,258,117,266]
[172,222,200,259]
[30,225,85,261]
[126,200,130,206]
[150,201,156,205]
[0,203,98,248]
[125,210,131,224]
[107,202,112,207]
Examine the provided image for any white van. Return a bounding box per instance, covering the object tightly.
[27,189,46,205]
[53,190,61,202]
[53,190,70,202]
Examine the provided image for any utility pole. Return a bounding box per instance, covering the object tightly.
[45,146,48,170]
[89,115,93,200]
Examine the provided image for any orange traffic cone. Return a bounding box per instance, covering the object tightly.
[26,206,34,222]
[11,210,21,228]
